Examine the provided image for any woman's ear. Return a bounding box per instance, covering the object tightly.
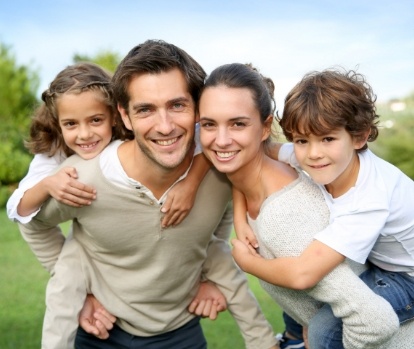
[261,115,273,141]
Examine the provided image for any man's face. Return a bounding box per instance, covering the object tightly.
[119,68,196,171]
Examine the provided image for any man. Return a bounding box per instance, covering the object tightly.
[19,40,278,349]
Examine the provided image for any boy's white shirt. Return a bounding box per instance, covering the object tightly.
[7,123,203,224]
[278,143,414,275]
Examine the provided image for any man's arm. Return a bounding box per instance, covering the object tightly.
[18,199,73,274]
[201,204,278,349]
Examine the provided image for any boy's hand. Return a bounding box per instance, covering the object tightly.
[79,294,116,339]
[45,167,96,207]
[188,281,227,320]
[231,239,262,272]
[160,180,196,227]
[235,221,259,251]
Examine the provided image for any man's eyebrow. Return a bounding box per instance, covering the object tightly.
[169,96,191,104]
[131,102,154,112]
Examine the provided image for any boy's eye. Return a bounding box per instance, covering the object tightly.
[323,137,335,142]
[294,139,307,144]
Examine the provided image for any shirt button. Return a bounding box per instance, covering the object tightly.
[149,201,154,205]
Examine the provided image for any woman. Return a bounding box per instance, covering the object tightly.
[198,63,399,349]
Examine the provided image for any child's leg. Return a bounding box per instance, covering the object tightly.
[283,312,303,340]
[42,237,87,349]
[308,304,344,349]
[359,264,414,323]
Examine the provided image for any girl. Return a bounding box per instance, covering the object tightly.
[7,62,208,228]
[7,62,214,349]
[198,63,407,348]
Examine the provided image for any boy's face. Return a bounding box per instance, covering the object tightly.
[292,127,366,197]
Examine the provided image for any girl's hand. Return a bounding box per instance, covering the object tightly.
[44,167,96,207]
[160,180,196,228]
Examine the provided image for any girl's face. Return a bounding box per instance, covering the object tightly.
[292,128,366,197]
[199,85,270,176]
[57,90,114,160]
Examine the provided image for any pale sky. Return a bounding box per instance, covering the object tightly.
[1,0,413,108]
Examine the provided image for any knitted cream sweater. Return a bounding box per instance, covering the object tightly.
[249,171,413,349]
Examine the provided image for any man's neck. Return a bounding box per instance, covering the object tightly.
[118,140,193,199]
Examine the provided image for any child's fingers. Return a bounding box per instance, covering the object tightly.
[63,166,78,179]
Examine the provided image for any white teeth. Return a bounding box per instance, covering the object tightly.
[156,138,177,146]
[79,142,97,149]
[217,151,237,158]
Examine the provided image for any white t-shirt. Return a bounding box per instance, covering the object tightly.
[7,124,202,223]
[279,143,414,274]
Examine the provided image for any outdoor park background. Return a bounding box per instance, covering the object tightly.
[1,1,413,348]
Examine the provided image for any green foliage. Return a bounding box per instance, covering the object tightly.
[372,106,414,179]
[0,43,39,199]
[73,49,121,73]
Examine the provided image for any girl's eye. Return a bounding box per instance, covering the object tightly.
[233,121,246,128]
[62,121,76,128]
[91,117,104,124]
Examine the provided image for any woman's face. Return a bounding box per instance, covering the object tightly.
[199,85,270,175]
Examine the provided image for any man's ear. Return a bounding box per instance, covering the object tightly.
[262,115,273,141]
[118,103,133,131]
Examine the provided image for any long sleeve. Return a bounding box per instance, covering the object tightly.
[18,199,73,274]
[7,153,64,223]
[202,205,277,349]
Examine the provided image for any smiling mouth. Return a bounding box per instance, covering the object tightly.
[309,164,329,169]
[155,137,179,146]
[216,151,238,158]
[78,141,98,149]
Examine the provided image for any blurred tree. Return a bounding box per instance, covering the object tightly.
[372,109,414,180]
[0,43,39,206]
[73,49,120,73]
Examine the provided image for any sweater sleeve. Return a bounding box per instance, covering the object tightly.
[18,199,74,274]
[7,153,63,223]
[202,205,277,349]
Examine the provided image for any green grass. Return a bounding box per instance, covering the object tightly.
[0,208,284,348]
